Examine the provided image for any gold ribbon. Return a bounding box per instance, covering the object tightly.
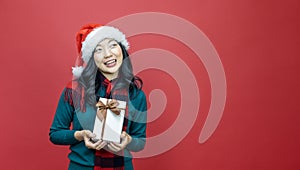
[96,99,122,121]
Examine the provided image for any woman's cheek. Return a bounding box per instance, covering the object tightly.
[94,55,103,64]
[112,48,121,55]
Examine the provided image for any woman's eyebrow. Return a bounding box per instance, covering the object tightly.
[108,39,117,43]
[95,44,103,47]
[96,39,116,47]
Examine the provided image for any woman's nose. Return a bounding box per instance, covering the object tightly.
[103,48,112,58]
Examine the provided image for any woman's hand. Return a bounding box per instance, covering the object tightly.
[107,131,132,152]
[74,130,107,150]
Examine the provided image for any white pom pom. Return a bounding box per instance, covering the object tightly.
[72,66,84,78]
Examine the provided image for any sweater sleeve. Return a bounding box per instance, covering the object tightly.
[49,88,80,145]
[126,90,147,152]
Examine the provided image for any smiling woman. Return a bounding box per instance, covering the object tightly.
[93,39,124,80]
[49,24,147,170]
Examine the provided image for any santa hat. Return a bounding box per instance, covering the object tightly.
[72,23,129,78]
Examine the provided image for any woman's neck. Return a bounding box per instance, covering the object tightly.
[101,71,119,81]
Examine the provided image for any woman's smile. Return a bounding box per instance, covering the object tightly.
[104,59,117,67]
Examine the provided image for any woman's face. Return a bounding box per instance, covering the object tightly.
[93,38,123,80]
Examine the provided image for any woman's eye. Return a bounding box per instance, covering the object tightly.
[95,48,102,52]
[110,43,118,48]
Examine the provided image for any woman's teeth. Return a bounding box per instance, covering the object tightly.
[104,59,116,66]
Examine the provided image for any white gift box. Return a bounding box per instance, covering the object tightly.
[92,97,126,143]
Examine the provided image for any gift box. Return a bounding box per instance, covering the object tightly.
[92,97,126,143]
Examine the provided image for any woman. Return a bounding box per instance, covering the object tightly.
[49,24,147,170]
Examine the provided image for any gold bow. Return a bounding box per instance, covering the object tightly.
[96,99,122,121]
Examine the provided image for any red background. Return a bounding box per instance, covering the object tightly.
[1,0,299,169]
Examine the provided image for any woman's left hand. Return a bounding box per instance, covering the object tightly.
[107,131,132,152]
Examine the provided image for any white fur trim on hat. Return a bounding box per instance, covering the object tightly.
[72,66,84,78]
[81,26,129,64]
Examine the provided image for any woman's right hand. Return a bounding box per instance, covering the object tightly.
[74,130,107,150]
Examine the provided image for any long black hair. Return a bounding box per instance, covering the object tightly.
[77,43,143,106]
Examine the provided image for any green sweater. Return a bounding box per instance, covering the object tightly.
[49,85,147,170]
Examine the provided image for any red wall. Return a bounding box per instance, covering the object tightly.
[1,0,299,169]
